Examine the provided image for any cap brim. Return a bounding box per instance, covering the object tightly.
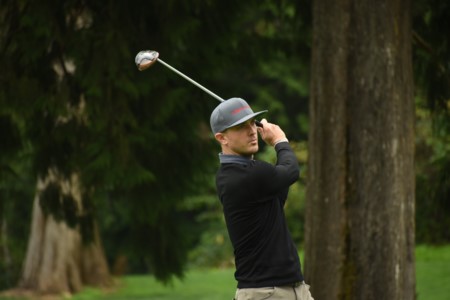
[224,110,268,131]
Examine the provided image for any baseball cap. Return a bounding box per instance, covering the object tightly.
[210,97,267,134]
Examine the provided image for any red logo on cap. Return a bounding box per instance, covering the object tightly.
[232,106,250,115]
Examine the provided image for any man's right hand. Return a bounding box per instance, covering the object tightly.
[257,118,288,146]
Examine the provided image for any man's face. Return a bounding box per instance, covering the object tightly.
[215,119,259,157]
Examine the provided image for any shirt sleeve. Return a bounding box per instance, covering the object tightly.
[251,142,299,198]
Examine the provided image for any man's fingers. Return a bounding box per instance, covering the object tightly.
[257,126,264,135]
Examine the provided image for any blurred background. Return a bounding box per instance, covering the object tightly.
[0,0,449,299]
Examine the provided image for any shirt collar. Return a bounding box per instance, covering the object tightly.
[218,153,253,165]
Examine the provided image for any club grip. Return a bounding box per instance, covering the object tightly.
[255,120,263,128]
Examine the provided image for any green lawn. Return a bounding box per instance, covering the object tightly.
[70,245,450,300]
[71,269,237,300]
[1,245,449,300]
[415,244,450,300]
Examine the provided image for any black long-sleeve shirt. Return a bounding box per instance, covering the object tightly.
[215,142,304,288]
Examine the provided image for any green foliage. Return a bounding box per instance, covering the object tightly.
[0,116,22,158]
[413,0,450,244]
[206,0,312,141]
[2,0,239,284]
[186,193,235,268]
[39,182,64,221]
[413,0,450,119]
[62,194,79,228]
[0,150,34,290]
[0,109,34,290]
[415,103,450,243]
[39,181,89,239]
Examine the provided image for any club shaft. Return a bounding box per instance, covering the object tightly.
[157,59,224,103]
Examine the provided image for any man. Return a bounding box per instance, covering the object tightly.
[210,97,314,300]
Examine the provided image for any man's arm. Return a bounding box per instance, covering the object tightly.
[254,119,299,195]
[257,118,298,174]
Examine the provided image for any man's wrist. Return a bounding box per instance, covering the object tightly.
[273,138,289,146]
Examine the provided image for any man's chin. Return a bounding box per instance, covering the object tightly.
[244,145,258,156]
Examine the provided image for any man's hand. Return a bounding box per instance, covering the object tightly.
[257,118,288,146]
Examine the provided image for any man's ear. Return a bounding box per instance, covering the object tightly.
[215,132,227,145]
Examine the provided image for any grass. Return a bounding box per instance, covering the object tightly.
[70,269,236,300]
[1,245,449,299]
[415,244,450,300]
[72,245,450,300]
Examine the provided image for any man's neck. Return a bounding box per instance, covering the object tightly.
[221,148,255,159]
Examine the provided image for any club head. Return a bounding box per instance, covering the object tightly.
[135,50,159,71]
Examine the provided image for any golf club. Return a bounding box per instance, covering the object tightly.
[134,50,262,127]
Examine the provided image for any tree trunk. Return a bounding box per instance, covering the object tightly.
[304,0,415,299]
[19,170,110,295]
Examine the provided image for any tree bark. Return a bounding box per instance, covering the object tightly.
[304,0,415,299]
[19,170,110,295]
